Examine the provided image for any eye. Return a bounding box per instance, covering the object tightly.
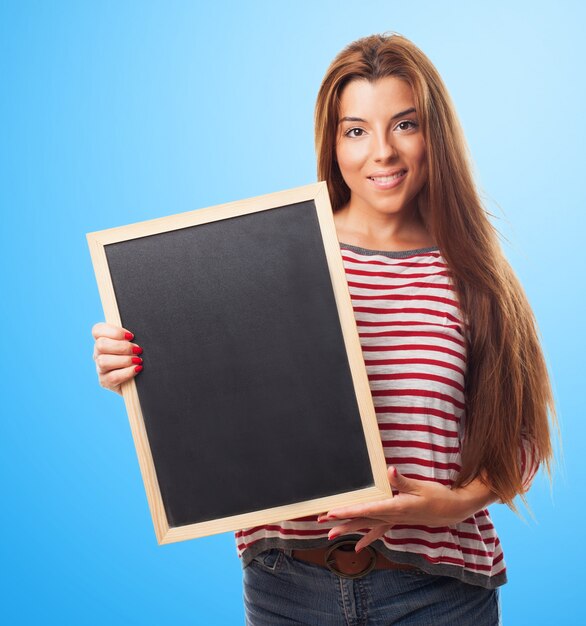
[344,127,366,138]
[395,120,418,132]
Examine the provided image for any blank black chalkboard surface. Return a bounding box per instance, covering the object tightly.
[87,182,391,544]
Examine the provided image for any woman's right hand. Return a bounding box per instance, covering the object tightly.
[92,322,144,396]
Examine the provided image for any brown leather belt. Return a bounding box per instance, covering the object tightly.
[291,540,418,579]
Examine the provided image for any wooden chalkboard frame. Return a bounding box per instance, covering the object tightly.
[87,182,392,544]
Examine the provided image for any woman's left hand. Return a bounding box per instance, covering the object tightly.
[318,466,498,552]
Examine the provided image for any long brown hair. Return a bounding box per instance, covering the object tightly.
[315,33,556,505]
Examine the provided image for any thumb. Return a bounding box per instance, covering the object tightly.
[387,466,418,494]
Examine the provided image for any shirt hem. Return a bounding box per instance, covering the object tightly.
[239,535,507,590]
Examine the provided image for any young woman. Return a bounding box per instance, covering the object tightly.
[92,33,555,625]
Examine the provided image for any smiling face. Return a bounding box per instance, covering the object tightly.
[335,77,428,219]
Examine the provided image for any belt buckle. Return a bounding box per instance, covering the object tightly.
[325,540,376,579]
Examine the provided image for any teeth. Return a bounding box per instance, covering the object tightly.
[370,171,405,182]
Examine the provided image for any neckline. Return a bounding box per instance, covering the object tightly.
[339,242,440,258]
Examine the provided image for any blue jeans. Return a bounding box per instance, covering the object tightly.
[243,549,501,626]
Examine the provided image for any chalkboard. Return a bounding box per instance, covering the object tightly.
[87,182,391,544]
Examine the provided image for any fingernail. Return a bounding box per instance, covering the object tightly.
[328,532,339,541]
[132,345,143,355]
[134,365,143,373]
[125,331,134,340]
[132,357,143,364]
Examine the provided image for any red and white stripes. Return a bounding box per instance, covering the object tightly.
[236,245,535,586]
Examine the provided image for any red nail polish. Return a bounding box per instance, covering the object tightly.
[124,331,134,340]
[132,357,143,364]
[329,532,339,541]
[132,346,143,355]
[134,365,143,373]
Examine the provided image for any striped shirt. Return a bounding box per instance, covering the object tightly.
[236,243,538,589]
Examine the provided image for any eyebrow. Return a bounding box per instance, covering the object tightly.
[338,107,417,124]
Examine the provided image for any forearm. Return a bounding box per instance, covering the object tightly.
[450,476,499,521]
[323,467,501,533]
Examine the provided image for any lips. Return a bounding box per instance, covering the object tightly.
[367,169,407,189]
[368,169,407,182]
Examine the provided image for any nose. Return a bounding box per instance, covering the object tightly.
[372,131,397,162]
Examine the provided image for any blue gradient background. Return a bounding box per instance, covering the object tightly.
[1,1,582,624]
